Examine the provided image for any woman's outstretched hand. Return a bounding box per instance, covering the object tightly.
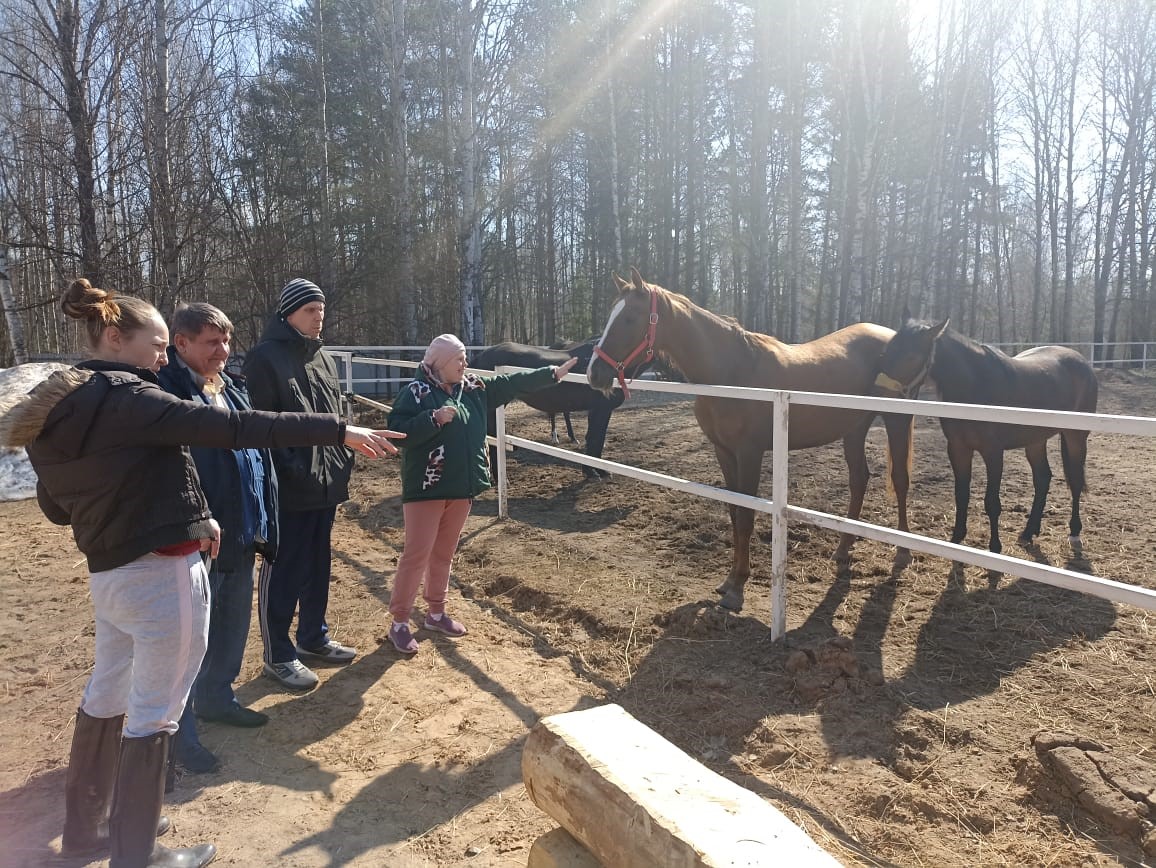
[554,357,579,381]
[345,426,406,457]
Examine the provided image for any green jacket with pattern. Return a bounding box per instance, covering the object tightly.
[387,365,557,502]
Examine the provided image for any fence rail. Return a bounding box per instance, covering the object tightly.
[328,342,1156,400]
[347,354,1156,640]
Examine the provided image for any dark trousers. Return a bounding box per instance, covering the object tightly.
[175,549,257,749]
[258,506,336,664]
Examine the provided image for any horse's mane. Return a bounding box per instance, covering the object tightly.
[938,325,1013,364]
[651,288,776,376]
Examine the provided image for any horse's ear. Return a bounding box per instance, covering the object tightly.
[901,305,913,323]
[611,271,630,292]
[629,266,647,291]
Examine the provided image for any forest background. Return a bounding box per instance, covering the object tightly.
[0,0,1153,363]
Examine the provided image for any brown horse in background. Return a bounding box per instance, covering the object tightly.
[587,268,914,612]
[872,318,1098,555]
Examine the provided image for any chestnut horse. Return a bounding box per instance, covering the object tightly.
[587,268,914,612]
[872,318,1098,554]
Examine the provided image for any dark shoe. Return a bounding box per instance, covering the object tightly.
[146,841,217,867]
[423,613,467,638]
[174,740,219,774]
[110,732,215,868]
[388,623,419,654]
[196,704,268,728]
[295,640,357,665]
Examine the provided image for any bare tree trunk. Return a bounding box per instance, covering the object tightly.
[314,0,335,295]
[152,0,179,309]
[55,0,103,284]
[457,0,483,344]
[0,245,28,364]
[746,0,771,331]
[386,0,417,343]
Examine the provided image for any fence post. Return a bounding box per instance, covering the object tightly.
[769,391,789,641]
[496,403,509,519]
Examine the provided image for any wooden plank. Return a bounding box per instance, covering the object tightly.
[523,704,841,867]
[527,827,603,868]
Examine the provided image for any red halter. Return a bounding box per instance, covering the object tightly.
[593,289,659,399]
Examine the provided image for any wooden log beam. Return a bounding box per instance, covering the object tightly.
[527,827,602,868]
[523,704,840,868]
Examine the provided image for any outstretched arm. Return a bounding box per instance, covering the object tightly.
[485,357,579,409]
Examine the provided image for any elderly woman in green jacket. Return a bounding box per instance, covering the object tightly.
[386,334,577,654]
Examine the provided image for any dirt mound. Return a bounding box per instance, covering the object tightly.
[784,636,885,703]
[1033,731,1156,856]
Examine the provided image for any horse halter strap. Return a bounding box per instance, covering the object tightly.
[874,372,908,397]
[594,289,659,399]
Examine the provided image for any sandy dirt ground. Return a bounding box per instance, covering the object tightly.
[1,371,1155,867]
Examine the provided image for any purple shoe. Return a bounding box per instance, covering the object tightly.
[389,622,419,654]
[423,613,467,638]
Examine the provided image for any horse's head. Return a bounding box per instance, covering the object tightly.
[587,267,659,395]
[875,317,949,399]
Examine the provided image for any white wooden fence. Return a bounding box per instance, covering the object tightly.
[328,342,1156,397]
[348,355,1156,641]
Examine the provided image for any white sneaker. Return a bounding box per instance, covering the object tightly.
[263,659,319,690]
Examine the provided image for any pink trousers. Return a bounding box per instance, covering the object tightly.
[389,498,473,623]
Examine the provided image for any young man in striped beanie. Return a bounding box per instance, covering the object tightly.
[243,278,358,691]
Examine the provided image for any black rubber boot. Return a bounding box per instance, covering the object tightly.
[60,709,171,856]
[109,732,215,868]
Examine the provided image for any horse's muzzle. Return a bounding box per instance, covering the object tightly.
[586,357,617,395]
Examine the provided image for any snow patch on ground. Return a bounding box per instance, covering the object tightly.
[0,363,71,501]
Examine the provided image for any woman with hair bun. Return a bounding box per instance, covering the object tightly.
[0,279,403,868]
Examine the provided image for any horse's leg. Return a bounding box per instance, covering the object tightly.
[947,441,974,546]
[548,413,559,445]
[1019,440,1052,545]
[581,398,615,480]
[1060,429,1090,553]
[980,448,1005,553]
[882,413,915,555]
[714,444,762,612]
[564,410,578,443]
[835,418,872,562]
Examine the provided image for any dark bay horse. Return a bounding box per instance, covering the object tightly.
[872,319,1098,554]
[587,268,915,612]
[473,340,624,477]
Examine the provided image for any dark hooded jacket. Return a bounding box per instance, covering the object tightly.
[0,361,346,573]
[156,348,281,569]
[242,317,354,511]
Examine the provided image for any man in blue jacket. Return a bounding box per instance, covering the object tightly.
[158,303,277,772]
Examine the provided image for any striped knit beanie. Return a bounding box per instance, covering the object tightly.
[278,278,325,318]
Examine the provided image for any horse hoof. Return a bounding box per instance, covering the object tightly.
[1068,535,1083,554]
[718,593,744,613]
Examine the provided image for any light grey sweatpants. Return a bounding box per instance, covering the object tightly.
[80,551,210,737]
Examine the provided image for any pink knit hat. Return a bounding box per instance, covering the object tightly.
[423,333,467,372]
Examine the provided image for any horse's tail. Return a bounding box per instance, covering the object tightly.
[1060,433,1089,494]
[885,416,915,503]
